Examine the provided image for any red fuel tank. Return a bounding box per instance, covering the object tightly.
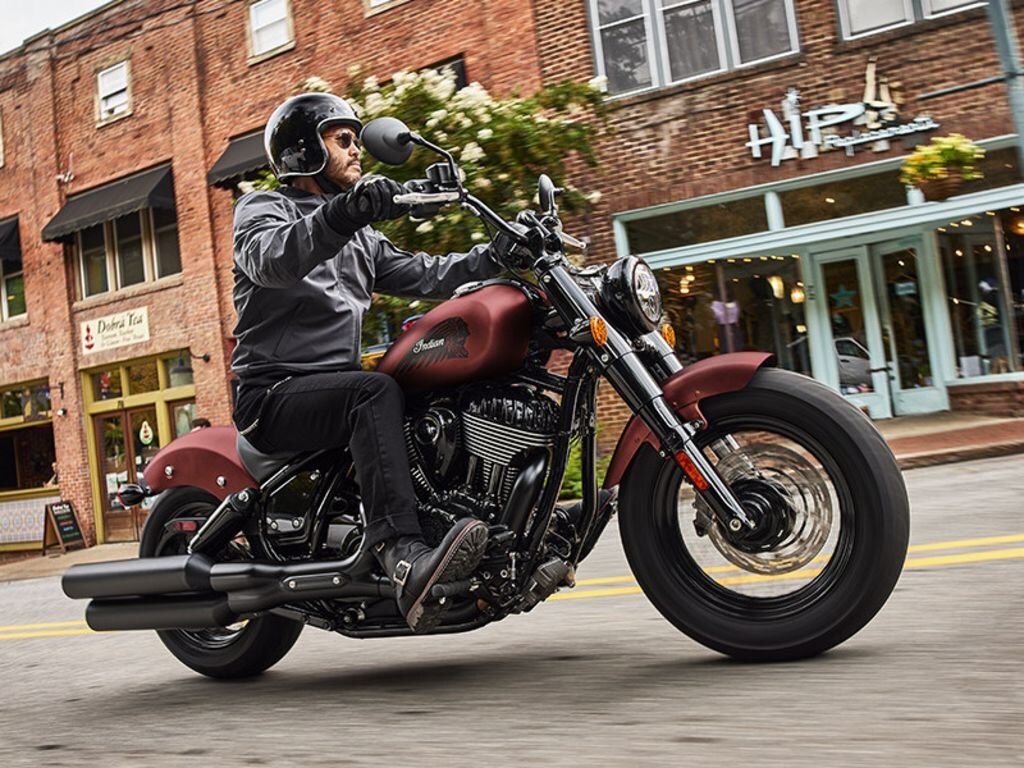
[377,283,532,390]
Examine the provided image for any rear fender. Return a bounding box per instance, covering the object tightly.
[142,426,257,500]
[603,352,774,489]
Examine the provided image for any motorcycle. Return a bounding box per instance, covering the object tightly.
[62,117,910,678]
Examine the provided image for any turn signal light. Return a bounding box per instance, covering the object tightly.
[675,451,709,491]
[589,316,608,346]
[661,323,676,347]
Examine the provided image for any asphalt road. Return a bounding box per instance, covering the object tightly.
[1,455,1022,767]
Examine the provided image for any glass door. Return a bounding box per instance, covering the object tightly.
[871,238,946,415]
[95,406,163,541]
[813,246,892,418]
[95,412,132,541]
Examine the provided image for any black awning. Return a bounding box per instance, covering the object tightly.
[0,217,20,271]
[41,164,176,242]
[207,131,267,188]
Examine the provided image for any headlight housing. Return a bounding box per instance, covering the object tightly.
[599,256,663,335]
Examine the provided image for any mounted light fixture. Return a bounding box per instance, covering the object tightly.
[170,349,211,376]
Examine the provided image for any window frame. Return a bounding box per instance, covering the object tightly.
[0,106,5,169]
[75,208,180,299]
[836,0,984,40]
[96,60,132,125]
[590,0,800,98]
[1,217,25,321]
[247,0,295,60]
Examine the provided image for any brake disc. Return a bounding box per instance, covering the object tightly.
[693,441,833,575]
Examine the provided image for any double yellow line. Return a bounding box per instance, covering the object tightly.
[2,533,1023,639]
[551,532,1024,602]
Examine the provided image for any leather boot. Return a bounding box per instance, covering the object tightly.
[376,518,488,633]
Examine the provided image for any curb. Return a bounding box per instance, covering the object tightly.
[895,440,1024,470]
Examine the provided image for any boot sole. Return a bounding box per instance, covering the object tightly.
[406,521,488,634]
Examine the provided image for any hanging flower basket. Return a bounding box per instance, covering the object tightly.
[917,170,965,202]
[899,134,984,202]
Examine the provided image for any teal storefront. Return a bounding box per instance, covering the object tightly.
[615,138,1024,419]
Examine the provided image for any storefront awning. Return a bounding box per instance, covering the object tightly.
[207,131,267,188]
[41,164,176,243]
[0,217,20,269]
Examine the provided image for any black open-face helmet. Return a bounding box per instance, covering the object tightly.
[264,93,363,181]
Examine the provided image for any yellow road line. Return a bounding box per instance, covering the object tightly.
[4,539,1024,638]
[558,546,1024,601]
[0,620,88,633]
[574,533,1024,587]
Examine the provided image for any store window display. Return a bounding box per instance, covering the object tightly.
[657,255,811,376]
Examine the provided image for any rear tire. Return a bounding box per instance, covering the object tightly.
[619,368,909,661]
[139,486,303,679]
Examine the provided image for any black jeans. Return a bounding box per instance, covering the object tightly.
[234,371,421,547]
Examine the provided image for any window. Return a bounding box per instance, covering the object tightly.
[0,218,25,320]
[656,254,811,375]
[590,0,799,96]
[97,61,130,122]
[837,0,983,39]
[624,196,769,254]
[249,0,293,58]
[0,106,5,168]
[76,209,181,299]
[939,209,1024,377]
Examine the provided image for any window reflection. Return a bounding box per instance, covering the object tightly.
[939,209,1023,376]
[657,254,811,376]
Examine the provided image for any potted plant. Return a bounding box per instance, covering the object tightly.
[899,133,985,201]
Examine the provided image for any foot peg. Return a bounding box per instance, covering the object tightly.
[429,578,478,600]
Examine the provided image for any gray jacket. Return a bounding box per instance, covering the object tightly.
[231,186,503,381]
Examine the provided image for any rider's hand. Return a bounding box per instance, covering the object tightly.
[490,222,532,269]
[324,174,409,234]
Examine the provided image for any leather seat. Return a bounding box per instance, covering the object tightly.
[235,433,295,483]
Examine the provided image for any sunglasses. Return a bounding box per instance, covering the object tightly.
[329,132,361,151]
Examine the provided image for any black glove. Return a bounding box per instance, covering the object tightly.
[490,222,532,269]
[324,175,409,235]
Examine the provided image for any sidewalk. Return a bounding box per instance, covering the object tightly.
[2,412,1022,583]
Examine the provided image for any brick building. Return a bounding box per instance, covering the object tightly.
[0,0,541,552]
[533,0,1024,440]
[1,0,1023,553]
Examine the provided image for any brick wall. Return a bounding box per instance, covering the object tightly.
[949,380,1024,418]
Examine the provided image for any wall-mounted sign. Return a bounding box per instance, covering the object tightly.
[747,57,939,167]
[81,307,150,353]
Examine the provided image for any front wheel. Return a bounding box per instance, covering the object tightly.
[619,368,909,661]
[139,486,303,678]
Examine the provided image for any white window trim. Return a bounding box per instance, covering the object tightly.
[838,0,984,40]
[590,0,800,98]
[653,0,728,86]
[921,0,986,20]
[96,60,132,126]
[0,106,5,169]
[247,0,295,61]
[76,209,179,299]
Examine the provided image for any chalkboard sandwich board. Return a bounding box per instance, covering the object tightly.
[43,501,86,554]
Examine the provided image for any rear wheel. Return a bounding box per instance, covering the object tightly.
[619,368,909,661]
[139,487,303,678]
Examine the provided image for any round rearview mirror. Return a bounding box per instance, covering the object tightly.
[361,117,414,165]
[538,174,557,215]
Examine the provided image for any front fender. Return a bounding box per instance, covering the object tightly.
[603,352,774,489]
[142,426,257,500]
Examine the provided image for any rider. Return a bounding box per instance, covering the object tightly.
[231,92,510,633]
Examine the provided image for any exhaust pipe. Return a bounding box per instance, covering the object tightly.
[63,554,392,631]
[86,595,236,631]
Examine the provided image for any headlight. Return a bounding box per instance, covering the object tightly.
[599,256,662,334]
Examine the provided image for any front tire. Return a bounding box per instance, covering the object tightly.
[619,368,909,661]
[139,486,303,679]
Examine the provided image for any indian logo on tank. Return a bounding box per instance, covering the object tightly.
[394,317,470,376]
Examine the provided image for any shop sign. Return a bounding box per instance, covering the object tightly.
[138,420,154,446]
[895,281,918,297]
[747,58,939,167]
[81,307,150,354]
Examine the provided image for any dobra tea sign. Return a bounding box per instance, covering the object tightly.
[81,307,150,353]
